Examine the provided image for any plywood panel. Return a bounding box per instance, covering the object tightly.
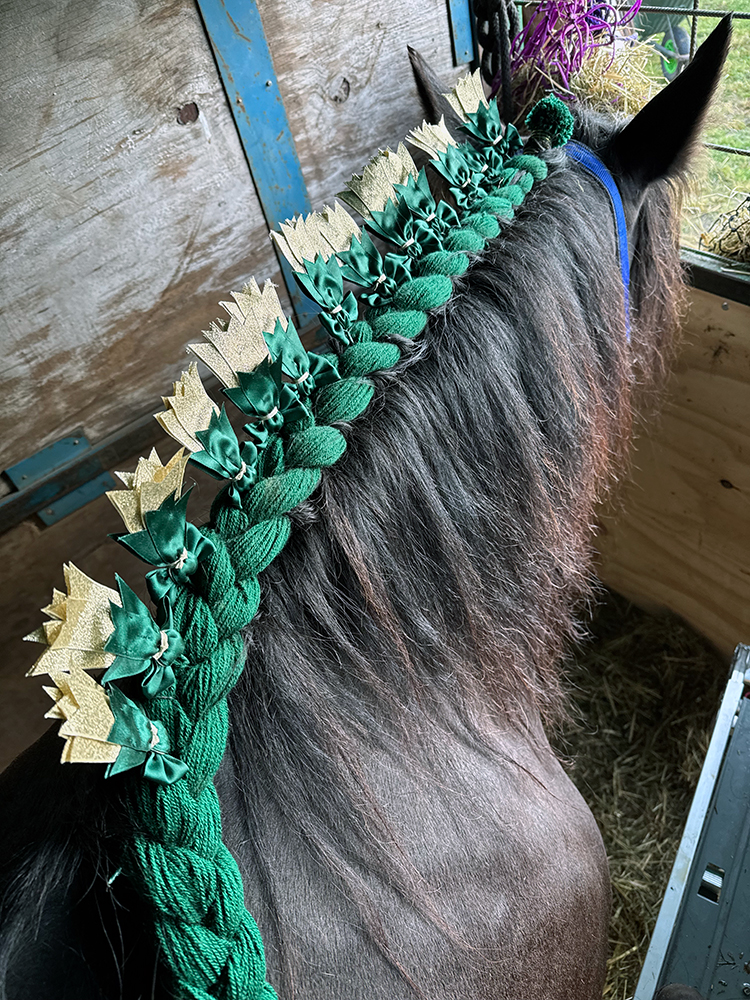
[258,0,465,208]
[0,0,286,471]
[597,289,750,657]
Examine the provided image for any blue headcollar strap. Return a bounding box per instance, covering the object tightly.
[564,140,631,341]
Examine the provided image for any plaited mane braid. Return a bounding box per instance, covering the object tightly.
[21,75,574,999]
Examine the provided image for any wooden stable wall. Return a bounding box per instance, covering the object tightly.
[0,0,281,473]
[1,1,748,772]
[0,0,461,472]
[598,289,750,659]
[0,0,466,769]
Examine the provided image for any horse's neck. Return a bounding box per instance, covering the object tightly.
[218,704,610,1000]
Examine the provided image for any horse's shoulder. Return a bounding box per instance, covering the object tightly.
[0,729,161,1000]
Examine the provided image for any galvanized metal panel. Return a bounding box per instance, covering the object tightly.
[635,650,750,999]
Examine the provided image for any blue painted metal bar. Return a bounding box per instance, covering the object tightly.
[37,473,118,526]
[2,430,120,529]
[0,414,162,534]
[196,0,319,328]
[447,0,477,66]
[5,434,92,490]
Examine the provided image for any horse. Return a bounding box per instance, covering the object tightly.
[0,18,730,1000]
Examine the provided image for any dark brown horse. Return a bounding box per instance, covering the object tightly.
[0,20,730,1000]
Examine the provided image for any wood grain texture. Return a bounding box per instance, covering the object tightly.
[0,0,286,471]
[258,0,466,208]
[597,288,750,657]
[0,0,466,769]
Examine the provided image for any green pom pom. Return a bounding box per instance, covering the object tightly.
[525,95,574,149]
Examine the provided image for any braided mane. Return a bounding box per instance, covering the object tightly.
[4,94,683,1000]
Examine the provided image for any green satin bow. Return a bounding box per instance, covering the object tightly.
[459,103,522,162]
[368,206,443,259]
[191,406,258,507]
[318,294,359,346]
[367,171,453,258]
[113,490,215,606]
[431,143,487,209]
[394,171,460,237]
[103,576,185,698]
[293,257,342,312]
[106,685,188,785]
[303,351,340,395]
[224,357,310,442]
[395,169,436,220]
[460,146,530,204]
[291,258,359,347]
[432,109,524,210]
[336,232,412,309]
[263,316,340,395]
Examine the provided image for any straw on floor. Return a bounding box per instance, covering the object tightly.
[559,588,728,999]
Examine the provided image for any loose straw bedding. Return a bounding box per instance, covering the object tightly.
[559,589,726,999]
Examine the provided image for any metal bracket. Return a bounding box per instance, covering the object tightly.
[2,433,118,527]
[0,414,168,534]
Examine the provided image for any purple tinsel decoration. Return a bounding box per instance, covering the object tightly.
[505,0,642,98]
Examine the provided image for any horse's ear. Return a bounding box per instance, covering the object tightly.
[608,15,732,187]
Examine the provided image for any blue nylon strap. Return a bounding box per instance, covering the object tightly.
[564,140,631,341]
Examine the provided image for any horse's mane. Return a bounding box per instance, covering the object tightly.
[219,107,685,991]
[0,105,686,1000]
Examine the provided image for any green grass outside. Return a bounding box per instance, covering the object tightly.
[637,0,750,249]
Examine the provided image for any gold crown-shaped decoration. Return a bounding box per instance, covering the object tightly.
[339,143,418,219]
[43,665,119,764]
[155,363,220,455]
[24,563,119,676]
[188,279,281,388]
[445,69,488,120]
[271,202,361,273]
[106,447,188,534]
[407,116,458,159]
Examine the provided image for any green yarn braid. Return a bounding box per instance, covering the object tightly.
[57,91,552,998]
[117,281,458,998]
